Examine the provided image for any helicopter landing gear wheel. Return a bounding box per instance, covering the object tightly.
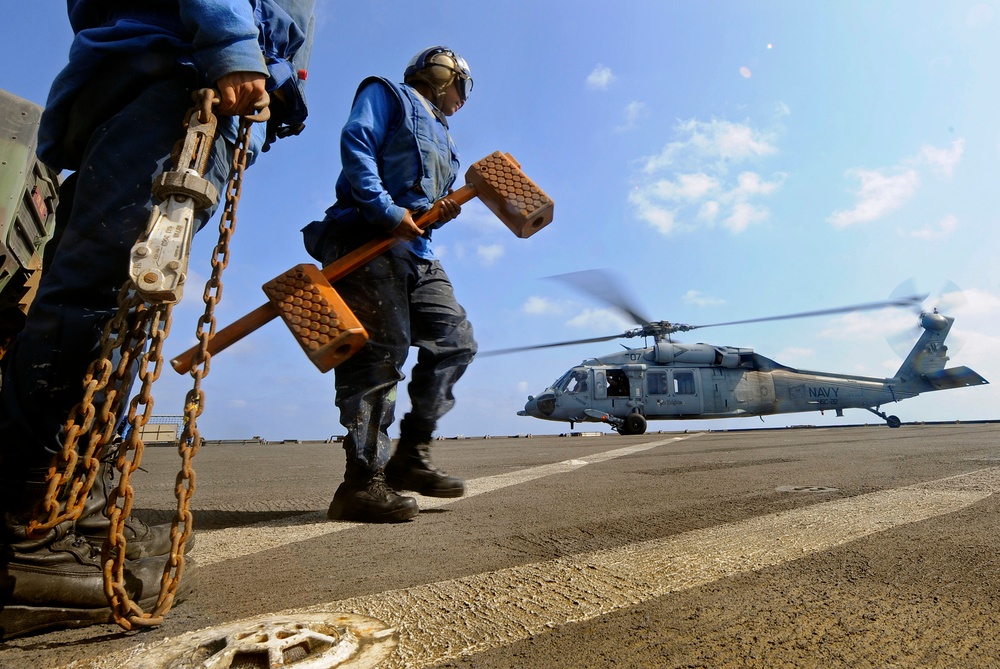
[865,406,902,429]
[620,413,647,436]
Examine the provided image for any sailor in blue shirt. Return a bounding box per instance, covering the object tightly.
[304,46,477,524]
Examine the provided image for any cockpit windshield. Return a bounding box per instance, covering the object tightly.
[554,368,589,394]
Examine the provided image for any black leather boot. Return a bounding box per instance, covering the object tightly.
[385,414,465,498]
[327,472,418,523]
[75,451,187,558]
[0,474,196,640]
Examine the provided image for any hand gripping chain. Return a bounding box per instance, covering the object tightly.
[27,89,270,631]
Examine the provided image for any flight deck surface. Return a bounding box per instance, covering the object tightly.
[3,423,1000,668]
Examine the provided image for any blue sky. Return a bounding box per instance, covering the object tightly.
[4,1,1000,439]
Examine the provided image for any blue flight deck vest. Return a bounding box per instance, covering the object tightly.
[303,77,460,261]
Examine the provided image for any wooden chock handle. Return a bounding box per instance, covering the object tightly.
[169,184,477,374]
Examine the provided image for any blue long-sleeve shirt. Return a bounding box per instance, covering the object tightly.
[335,81,411,232]
[40,0,271,169]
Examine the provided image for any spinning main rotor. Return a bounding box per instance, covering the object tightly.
[483,270,926,356]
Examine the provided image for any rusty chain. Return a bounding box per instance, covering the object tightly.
[27,88,269,630]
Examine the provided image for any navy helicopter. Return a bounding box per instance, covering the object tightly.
[489,272,988,435]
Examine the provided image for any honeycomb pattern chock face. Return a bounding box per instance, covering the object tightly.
[465,151,554,238]
[263,264,368,372]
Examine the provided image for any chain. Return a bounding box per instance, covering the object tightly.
[105,97,265,630]
[26,88,267,630]
[26,287,146,536]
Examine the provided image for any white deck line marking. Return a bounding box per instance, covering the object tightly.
[96,466,1000,669]
[295,467,1000,668]
[195,436,698,566]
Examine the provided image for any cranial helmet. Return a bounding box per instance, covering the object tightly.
[404,46,473,107]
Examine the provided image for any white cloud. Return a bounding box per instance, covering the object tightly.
[628,189,679,234]
[650,173,720,201]
[909,214,958,240]
[818,310,919,340]
[682,290,726,307]
[724,202,769,233]
[586,65,615,90]
[522,296,564,316]
[566,307,631,331]
[615,100,648,132]
[950,288,1000,316]
[732,171,782,197]
[697,200,720,222]
[827,167,920,228]
[477,243,504,265]
[828,139,965,228]
[916,139,964,177]
[630,118,783,236]
[643,119,778,174]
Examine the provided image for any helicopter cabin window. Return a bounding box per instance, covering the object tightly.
[606,369,629,397]
[673,371,696,395]
[647,371,669,395]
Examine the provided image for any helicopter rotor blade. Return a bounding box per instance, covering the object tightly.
[547,269,652,327]
[478,332,627,357]
[685,295,927,331]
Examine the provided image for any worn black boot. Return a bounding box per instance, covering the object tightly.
[0,474,197,640]
[327,472,418,523]
[75,451,188,558]
[385,414,465,498]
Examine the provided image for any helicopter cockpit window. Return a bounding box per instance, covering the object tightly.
[565,370,589,394]
[555,369,589,394]
[673,371,696,395]
[606,369,629,397]
[648,371,669,395]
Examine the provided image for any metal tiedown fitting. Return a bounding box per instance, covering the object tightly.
[171,151,554,374]
[129,104,220,303]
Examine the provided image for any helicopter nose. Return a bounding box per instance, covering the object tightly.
[518,392,556,418]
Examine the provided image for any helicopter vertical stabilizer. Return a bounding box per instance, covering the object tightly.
[893,311,987,393]
[894,311,953,379]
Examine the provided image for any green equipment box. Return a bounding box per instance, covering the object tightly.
[0,89,59,358]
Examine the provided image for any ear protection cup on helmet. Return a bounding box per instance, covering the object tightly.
[404,46,473,103]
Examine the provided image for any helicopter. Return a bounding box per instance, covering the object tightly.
[489,272,989,435]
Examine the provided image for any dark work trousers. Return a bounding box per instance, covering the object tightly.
[329,244,477,480]
[0,74,235,471]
